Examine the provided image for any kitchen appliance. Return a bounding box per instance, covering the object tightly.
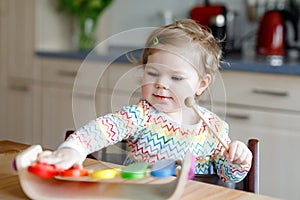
[256,9,298,64]
[190,2,227,48]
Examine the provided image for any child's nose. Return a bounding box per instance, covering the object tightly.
[155,77,169,89]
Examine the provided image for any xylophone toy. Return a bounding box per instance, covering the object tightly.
[14,145,195,200]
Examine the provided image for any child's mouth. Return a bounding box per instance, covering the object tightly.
[153,94,172,100]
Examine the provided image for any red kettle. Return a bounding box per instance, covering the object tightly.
[256,10,298,57]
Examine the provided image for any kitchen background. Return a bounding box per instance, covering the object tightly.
[36,0,253,51]
[36,0,300,53]
[1,0,300,200]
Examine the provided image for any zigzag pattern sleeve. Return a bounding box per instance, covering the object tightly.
[212,120,251,183]
[59,101,145,159]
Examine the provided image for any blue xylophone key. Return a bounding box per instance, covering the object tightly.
[151,159,176,178]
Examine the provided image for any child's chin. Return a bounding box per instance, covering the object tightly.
[155,105,182,113]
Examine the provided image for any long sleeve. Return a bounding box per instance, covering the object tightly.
[211,119,251,183]
[59,101,146,160]
[58,99,250,183]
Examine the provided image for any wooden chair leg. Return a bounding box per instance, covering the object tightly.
[246,139,259,194]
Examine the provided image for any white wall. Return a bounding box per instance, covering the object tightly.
[35,0,254,51]
[107,0,252,47]
[36,0,71,51]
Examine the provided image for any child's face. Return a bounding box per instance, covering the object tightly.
[142,50,209,113]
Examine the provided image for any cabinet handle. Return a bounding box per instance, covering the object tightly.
[226,113,250,120]
[252,88,288,97]
[73,93,94,100]
[10,85,30,92]
[57,70,77,78]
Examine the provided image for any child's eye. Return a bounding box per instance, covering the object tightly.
[147,71,159,77]
[172,76,184,81]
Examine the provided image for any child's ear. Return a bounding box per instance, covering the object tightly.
[195,74,211,96]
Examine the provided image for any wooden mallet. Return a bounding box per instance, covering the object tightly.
[184,97,229,151]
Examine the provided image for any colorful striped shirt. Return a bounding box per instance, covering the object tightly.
[61,99,250,183]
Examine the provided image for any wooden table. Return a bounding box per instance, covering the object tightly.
[0,140,279,200]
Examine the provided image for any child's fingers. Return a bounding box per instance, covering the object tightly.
[72,163,83,169]
[54,159,83,170]
[36,148,83,170]
[37,150,52,158]
[244,152,253,165]
[54,161,76,170]
[229,142,253,165]
[38,151,63,164]
[228,142,238,162]
[232,148,246,164]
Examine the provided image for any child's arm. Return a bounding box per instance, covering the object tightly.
[36,114,128,170]
[37,102,146,170]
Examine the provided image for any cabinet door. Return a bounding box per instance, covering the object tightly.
[0,0,8,135]
[221,106,300,200]
[0,86,6,136]
[42,86,106,149]
[0,0,8,77]
[7,0,35,78]
[73,89,108,128]
[5,79,41,144]
[42,86,75,149]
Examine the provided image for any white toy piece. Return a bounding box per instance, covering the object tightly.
[15,145,192,200]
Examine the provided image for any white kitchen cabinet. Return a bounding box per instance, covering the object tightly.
[0,0,7,66]
[40,58,79,149]
[209,70,300,112]
[0,0,40,144]
[6,0,36,79]
[5,78,41,145]
[41,85,110,149]
[0,0,7,136]
[39,58,111,149]
[0,86,5,137]
[41,86,75,149]
[201,71,300,200]
[39,57,141,151]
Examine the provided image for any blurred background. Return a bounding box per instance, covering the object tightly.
[36,0,300,55]
[1,1,300,200]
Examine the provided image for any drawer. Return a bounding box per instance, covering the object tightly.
[41,58,81,85]
[207,71,300,112]
[40,58,109,89]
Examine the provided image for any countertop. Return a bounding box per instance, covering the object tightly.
[36,46,300,76]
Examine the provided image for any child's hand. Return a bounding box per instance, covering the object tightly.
[224,141,252,166]
[37,147,83,170]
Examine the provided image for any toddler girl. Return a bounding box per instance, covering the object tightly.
[38,19,252,183]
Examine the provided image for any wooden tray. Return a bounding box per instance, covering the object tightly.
[15,145,192,200]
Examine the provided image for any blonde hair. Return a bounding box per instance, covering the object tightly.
[132,19,223,82]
